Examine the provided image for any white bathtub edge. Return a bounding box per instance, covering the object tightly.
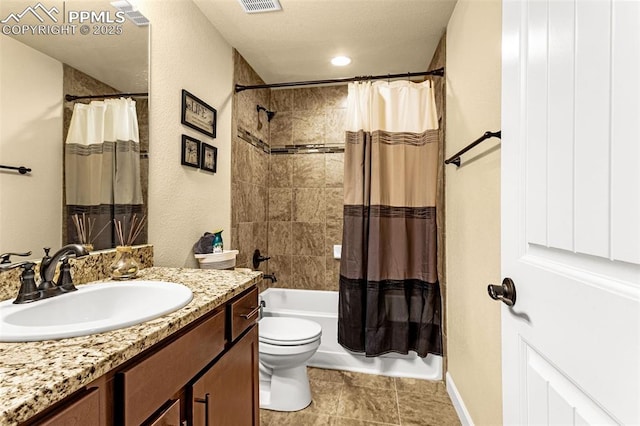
[308,350,443,380]
[446,372,474,426]
[261,288,443,381]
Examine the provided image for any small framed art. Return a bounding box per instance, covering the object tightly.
[181,89,217,138]
[200,142,217,173]
[181,135,201,168]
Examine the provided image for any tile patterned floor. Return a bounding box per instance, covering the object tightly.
[260,368,461,426]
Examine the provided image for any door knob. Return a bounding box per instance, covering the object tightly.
[488,278,516,307]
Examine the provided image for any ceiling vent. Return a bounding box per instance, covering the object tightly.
[237,0,282,14]
[110,0,150,26]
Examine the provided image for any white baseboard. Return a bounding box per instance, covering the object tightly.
[446,372,474,426]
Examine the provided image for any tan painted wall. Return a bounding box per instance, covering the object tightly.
[0,36,62,259]
[137,0,233,267]
[445,0,503,425]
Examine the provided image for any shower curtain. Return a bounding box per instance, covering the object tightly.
[338,80,442,357]
[65,98,143,249]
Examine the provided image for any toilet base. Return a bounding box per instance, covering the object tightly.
[259,363,312,411]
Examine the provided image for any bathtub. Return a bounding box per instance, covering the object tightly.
[259,288,443,380]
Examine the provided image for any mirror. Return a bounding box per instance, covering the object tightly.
[0,0,149,261]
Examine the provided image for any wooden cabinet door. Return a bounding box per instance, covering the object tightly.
[119,309,225,426]
[192,326,259,426]
[39,388,100,426]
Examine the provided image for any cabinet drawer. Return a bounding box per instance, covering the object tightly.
[119,309,225,426]
[39,388,100,426]
[229,288,259,341]
[149,400,180,426]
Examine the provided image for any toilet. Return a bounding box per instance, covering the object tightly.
[258,316,322,411]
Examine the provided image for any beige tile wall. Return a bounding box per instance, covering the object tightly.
[231,58,348,291]
[231,51,270,278]
[270,87,347,146]
[266,86,347,291]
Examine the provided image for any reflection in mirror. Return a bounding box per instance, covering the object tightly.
[0,0,149,260]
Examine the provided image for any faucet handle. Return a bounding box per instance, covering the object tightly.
[12,262,41,304]
[0,260,34,272]
[0,251,32,264]
[58,258,77,292]
[252,249,271,269]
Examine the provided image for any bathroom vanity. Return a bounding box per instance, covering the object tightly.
[0,267,262,426]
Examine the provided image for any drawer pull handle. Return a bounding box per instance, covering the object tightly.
[194,393,210,426]
[240,300,265,319]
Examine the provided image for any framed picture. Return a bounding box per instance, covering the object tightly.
[181,135,201,168]
[200,142,217,173]
[181,89,217,138]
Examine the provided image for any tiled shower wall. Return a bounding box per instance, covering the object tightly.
[266,87,348,291]
[230,48,348,291]
[231,50,270,273]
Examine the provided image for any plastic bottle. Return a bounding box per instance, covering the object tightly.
[212,229,223,253]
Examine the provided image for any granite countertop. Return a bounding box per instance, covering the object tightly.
[0,267,262,426]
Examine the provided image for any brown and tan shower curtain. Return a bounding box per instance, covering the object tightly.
[65,98,143,249]
[338,80,442,357]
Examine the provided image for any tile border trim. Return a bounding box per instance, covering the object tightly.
[238,127,270,154]
[271,144,345,155]
[237,126,345,156]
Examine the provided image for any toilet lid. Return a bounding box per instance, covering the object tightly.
[259,317,322,346]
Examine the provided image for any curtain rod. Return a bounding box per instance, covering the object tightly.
[65,92,149,102]
[235,68,445,93]
[445,130,501,167]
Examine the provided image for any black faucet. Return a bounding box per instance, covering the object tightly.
[39,244,89,299]
[0,244,89,304]
[263,273,277,283]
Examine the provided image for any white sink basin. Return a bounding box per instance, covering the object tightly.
[0,281,193,342]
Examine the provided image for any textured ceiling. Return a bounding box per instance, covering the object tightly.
[1,0,148,92]
[2,0,455,90]
[194,0,457,84]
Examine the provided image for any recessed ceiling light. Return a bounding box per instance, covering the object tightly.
[331,56,351,66]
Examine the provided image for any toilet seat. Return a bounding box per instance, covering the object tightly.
[259,339,320,356]
[259,317,322,346]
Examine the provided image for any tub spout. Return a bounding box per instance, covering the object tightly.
[263,273,277,283]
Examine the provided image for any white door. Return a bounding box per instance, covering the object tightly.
[501,0,640,425]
